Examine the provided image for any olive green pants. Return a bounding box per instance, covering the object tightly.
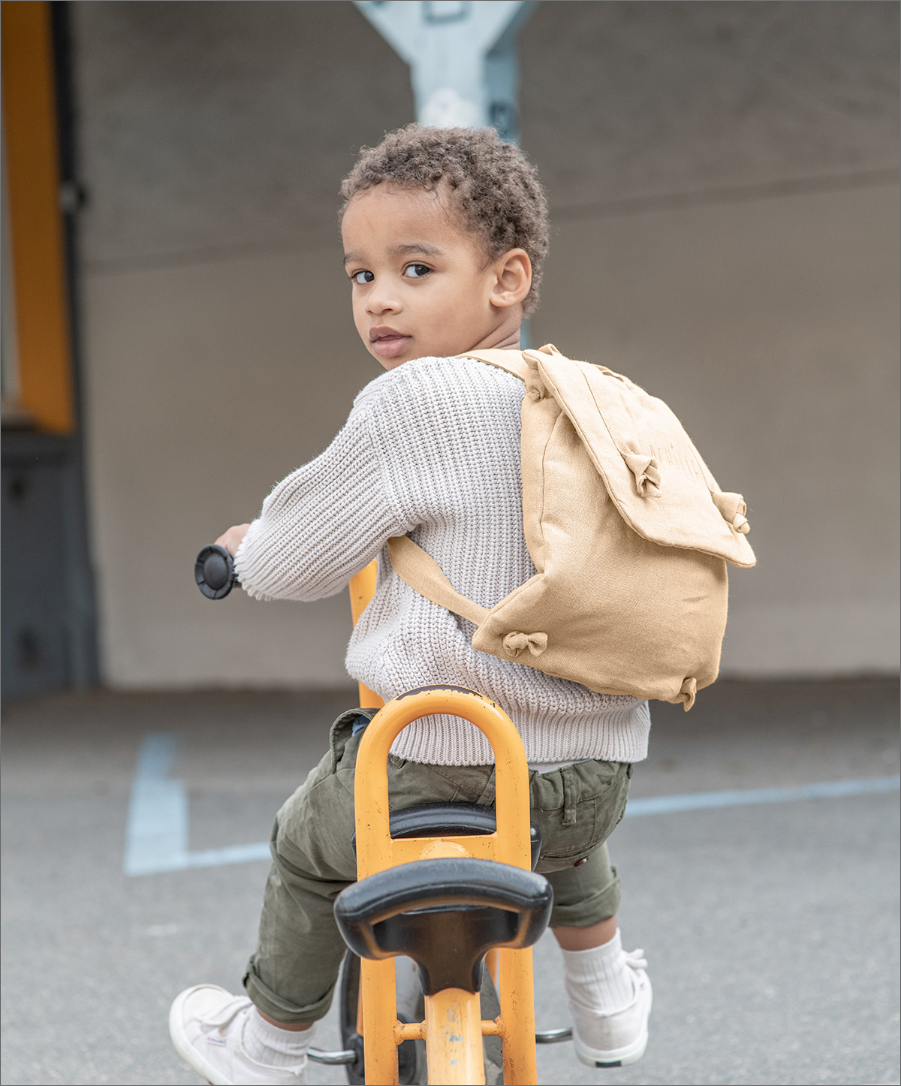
[243,709,632,1024]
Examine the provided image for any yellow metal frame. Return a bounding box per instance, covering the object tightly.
[348,561,384,710]
[352,686,539,1086]
[346,560,539,1084]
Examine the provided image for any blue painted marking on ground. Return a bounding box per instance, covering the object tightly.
[124,732,900,876]
[124,733,270,877]
[623,774,900,818]
[124,734,188,876]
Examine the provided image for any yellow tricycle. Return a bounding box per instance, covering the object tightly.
[194,549,573,1085]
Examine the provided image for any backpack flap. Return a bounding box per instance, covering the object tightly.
[528,349,757,569]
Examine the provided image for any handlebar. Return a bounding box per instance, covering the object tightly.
[194,544,237,599]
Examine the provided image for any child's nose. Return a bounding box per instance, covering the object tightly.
[366,285,401,315]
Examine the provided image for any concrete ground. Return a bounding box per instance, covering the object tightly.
[1,679,898,1086]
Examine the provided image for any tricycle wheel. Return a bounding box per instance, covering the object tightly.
[338,951,426,1085]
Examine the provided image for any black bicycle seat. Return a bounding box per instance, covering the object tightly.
[352,802,542,870]
[334,857,553,996]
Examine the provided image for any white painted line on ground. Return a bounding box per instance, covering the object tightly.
[123,732,900,876]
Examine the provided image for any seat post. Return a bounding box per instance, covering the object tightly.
[423,988,485,1085]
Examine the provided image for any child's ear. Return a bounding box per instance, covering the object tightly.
[489,248,532,310]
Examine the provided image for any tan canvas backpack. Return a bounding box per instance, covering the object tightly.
[387,344,756,710]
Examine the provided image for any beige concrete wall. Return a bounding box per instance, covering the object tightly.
[81,246,375,686]
[74,1,414,688]
[72,2,899,687]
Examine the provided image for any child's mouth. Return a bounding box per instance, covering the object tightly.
[370,331,411,359]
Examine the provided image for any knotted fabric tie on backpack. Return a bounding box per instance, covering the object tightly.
[679,677,698,712]
[711,491,751,535]
[503,631,548,658]
[623,452,661,497]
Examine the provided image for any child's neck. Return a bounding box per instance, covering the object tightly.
[467,325,522,353]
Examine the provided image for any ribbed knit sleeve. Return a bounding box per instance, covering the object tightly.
[234,404,411,602]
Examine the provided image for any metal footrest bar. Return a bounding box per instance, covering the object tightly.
[308,1047,358,1065]
[309,1027,571,1062]
[535,1027,573,1044]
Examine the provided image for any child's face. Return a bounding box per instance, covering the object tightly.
[342,184,530,369]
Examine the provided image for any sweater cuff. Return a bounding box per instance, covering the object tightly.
[232,521,269,600]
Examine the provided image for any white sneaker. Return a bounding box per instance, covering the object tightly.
[569,949,652,1068]
[169,985,308,1085]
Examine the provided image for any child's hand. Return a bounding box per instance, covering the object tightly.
[215,524,251,557]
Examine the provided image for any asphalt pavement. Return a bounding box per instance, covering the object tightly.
[2,679,898,1086]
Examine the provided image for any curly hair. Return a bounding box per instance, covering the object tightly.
[340,125,549,317]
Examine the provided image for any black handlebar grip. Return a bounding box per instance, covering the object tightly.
[195,544,237,599]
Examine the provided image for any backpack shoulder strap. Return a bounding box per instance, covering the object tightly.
[386,536,489,626]
[461,348,531,382]
[387,346,564,617]
[384,349,537,620]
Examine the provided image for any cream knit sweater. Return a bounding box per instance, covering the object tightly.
[235,355,651,766]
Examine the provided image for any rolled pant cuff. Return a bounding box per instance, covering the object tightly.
[243,957,335,1025]
[549,872,621,928]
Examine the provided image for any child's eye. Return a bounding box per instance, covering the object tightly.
[403,264,431,279]
[350,270,374,285]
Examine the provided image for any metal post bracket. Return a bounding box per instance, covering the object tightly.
[353,0,538,140]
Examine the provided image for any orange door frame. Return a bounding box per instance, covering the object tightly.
[1,0,75,433]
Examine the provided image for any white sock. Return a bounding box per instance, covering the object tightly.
[243,1009,314,1069]
[560,929,636,1016]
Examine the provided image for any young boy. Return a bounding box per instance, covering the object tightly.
[170,125,652,1086]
